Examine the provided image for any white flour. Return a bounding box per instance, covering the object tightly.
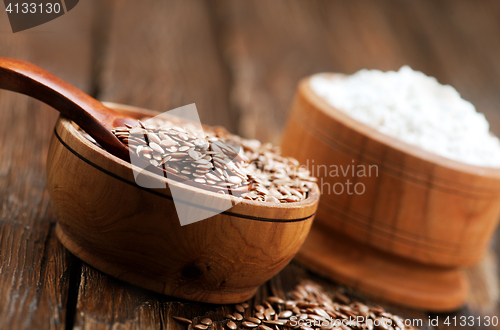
[310,66,500,168]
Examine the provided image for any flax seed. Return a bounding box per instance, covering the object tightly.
[246,317,261,325]
[172,316,192,324]
[149,142,164,154]
[242,322,258,328]
[264,308,275,320]
[147,132,161,144]
[263,320,286,326]
[278,311,292,319]
[196,159,210,165]
[206,173,220,181]
[255,313,264,320]
[165,146,178,152]
[267,297,284,304]
[129,127,144,135]
[189,149,200,160]
[265,196,280,203]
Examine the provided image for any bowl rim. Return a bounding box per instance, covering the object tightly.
[302,74,500,179]
[55,102,320,222]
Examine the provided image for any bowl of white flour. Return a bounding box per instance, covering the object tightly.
[281,66,500,266]
[280,66,500,311]
[310,66,500,168]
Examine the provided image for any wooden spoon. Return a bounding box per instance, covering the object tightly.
[0,58,249,194]
[0,57,133,161]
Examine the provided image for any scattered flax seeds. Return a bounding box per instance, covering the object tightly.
[173,280,419,330]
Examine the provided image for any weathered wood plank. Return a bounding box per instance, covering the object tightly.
[211,0,423,143]
[74,264,163,330]
[0,2,95,329]
[403,0,500,136]
[74,262,232,330]
[211,0,336,143]
[97,0,235,131]
[213,0,500,141]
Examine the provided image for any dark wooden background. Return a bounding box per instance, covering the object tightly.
[1,1,500,329]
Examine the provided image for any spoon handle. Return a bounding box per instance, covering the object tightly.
[0,57,130,160]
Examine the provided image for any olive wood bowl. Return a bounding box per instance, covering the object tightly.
[47,102,319,304]
[280,74,500,311]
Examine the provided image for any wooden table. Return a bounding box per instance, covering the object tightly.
[1,1,500,329]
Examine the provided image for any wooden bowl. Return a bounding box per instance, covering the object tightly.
[280,75,500,311]
[46,102,319,304]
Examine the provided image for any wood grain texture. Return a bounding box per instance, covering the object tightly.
[284,76,500,268]
[74,263,164,330]
[0,57,136,162]
[48,104,318,304]
[1,0,500,329]
[0,1,94,329]
[75,263,240,330]
[212,0,500,142]
[402,0,500,136]
[212,0,339,143]
[98,0,235,131]
[296,224,469,311]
